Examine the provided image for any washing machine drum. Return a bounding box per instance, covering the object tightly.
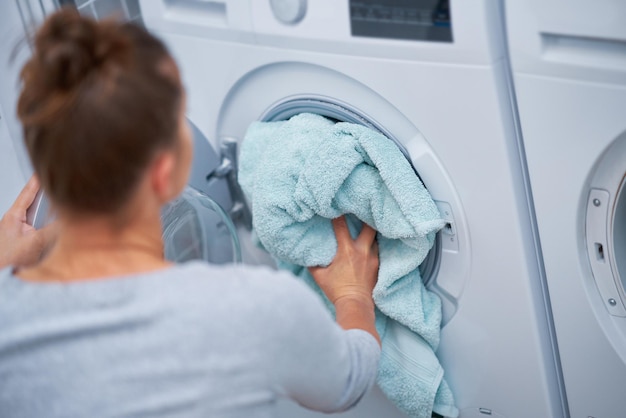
[260,101,442,286]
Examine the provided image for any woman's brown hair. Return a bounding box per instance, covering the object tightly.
[17,7,183,214]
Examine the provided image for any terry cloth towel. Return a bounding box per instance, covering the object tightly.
[238,113,458,418]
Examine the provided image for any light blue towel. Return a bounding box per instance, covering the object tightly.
[238,113,458,418]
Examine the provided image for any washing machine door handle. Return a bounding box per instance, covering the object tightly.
[186,118,252,230]
[205,137,252,230]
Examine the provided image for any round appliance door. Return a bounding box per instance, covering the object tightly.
[217,62,470,324]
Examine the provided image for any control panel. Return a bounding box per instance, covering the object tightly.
[349,0,452,42]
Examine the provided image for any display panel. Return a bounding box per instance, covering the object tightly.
[350,0,452,43]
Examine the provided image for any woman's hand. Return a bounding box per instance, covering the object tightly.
[309,216,381,345]
[309,216,379,306]
[0,177,57,269]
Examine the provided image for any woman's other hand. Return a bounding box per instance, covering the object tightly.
[0,177,57,269]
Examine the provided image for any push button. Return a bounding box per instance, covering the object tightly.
[270,0,307,25]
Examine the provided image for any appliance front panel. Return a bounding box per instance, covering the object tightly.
[146,17,564,417]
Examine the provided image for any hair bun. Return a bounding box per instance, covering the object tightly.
[33,7,130,90]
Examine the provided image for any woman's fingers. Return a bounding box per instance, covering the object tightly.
[331,216,352,248]
[332,216,377,250]
[8,176,39,219]
[356,223,377,248]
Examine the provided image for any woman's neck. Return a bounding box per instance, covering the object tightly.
[18,206,171,282]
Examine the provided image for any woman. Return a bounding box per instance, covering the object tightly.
[0,8,380,418]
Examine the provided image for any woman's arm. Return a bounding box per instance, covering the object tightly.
[265,271,381,413]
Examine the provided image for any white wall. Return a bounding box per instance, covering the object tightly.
[0,102,24,215]
[0,1,34,214]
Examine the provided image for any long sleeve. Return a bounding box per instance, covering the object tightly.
[0,262,381,417]
[262,273,381,413]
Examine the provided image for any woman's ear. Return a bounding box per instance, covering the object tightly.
[150,150,179,203]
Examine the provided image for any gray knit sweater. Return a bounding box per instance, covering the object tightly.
[0,262,380,417]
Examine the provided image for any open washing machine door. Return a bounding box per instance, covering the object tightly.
[159,117,245,265]
[4,1,244,265]
[25,117,245,266]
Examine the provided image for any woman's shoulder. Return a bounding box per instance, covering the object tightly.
[160,261,316,303]
[163,261,327,328]
[174,261,298,283]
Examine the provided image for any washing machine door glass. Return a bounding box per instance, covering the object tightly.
[26,185,241,265]
[161,186,241,264]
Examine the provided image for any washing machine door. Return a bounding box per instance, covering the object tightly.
[26,118,243,265]
[1,1,243,265]
[160,117,244,264]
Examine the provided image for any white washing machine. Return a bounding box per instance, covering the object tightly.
[506,1,626,417]
[137,1,568,416]
[0,1,567,417]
